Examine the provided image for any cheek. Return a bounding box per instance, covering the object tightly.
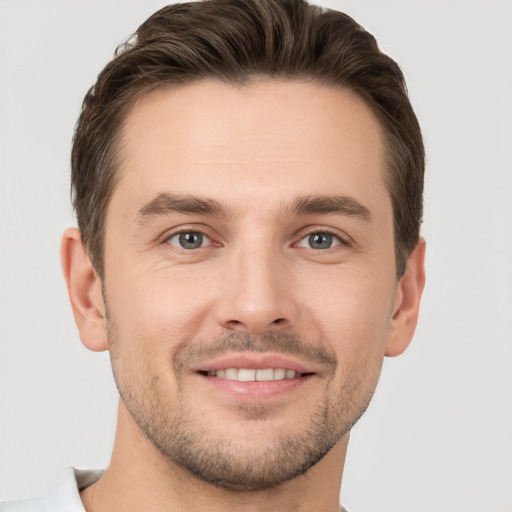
[314,273,392,413]
[106,264,218,355]
[305,266,395,359]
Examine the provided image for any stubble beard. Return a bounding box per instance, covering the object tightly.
[108,325,379,491]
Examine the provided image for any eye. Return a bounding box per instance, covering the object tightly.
[167,231,210,250]
[296,232,342,250]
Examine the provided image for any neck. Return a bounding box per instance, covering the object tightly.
[81,400,348,512]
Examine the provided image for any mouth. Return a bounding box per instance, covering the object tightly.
[198,368,308,381]
[192,354,317,399]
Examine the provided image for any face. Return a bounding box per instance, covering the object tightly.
[103,80,401,490]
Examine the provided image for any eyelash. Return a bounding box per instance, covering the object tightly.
[164,228,217,251]
[162,227,350,251]
[295,229,348,250]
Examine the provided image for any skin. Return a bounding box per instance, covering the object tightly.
[61,80,425,512]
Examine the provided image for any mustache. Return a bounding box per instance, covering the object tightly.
[173,331,337,372]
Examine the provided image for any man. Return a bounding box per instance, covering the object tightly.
[1,0,425,510]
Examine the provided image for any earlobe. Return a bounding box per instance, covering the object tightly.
[385,239,426,357]
[60,227,108,352]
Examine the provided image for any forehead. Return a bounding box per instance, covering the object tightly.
[113,79,388,218]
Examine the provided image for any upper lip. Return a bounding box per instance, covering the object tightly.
[193,353,317,374]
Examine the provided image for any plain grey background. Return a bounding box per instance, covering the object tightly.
[1,1,511,511]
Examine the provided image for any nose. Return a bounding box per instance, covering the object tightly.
[215,244,300,335]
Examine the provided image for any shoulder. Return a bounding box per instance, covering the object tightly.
[0,468,103,512]
[0,495,51,512]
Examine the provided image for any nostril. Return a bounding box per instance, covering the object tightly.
[226,319,244,327]
[221,317,289,334]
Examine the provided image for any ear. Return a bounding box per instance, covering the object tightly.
[61,227,108,352]
[385,239,426,357]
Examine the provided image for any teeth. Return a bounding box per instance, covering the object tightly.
[256,368,274,381]
[225,368,238,380]
[206,368,299,381]
[238,368,256,381]
[273,368,286,380]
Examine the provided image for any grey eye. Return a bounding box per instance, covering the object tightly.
[297,232,341,250]
[168,231,208,249]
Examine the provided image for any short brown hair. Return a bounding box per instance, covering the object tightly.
[72,0,424,278]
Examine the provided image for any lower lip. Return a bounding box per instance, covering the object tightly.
[197,373,313,400]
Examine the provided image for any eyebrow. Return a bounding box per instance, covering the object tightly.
[135,192,371,225]
[135,193,230,225]
[289,194,372,221]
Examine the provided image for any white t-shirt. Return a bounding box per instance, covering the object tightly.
[0,468,350,511]
[0,468,103,512]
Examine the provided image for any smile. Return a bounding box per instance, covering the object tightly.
[194,355,318,399]
[202,368,302,381]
